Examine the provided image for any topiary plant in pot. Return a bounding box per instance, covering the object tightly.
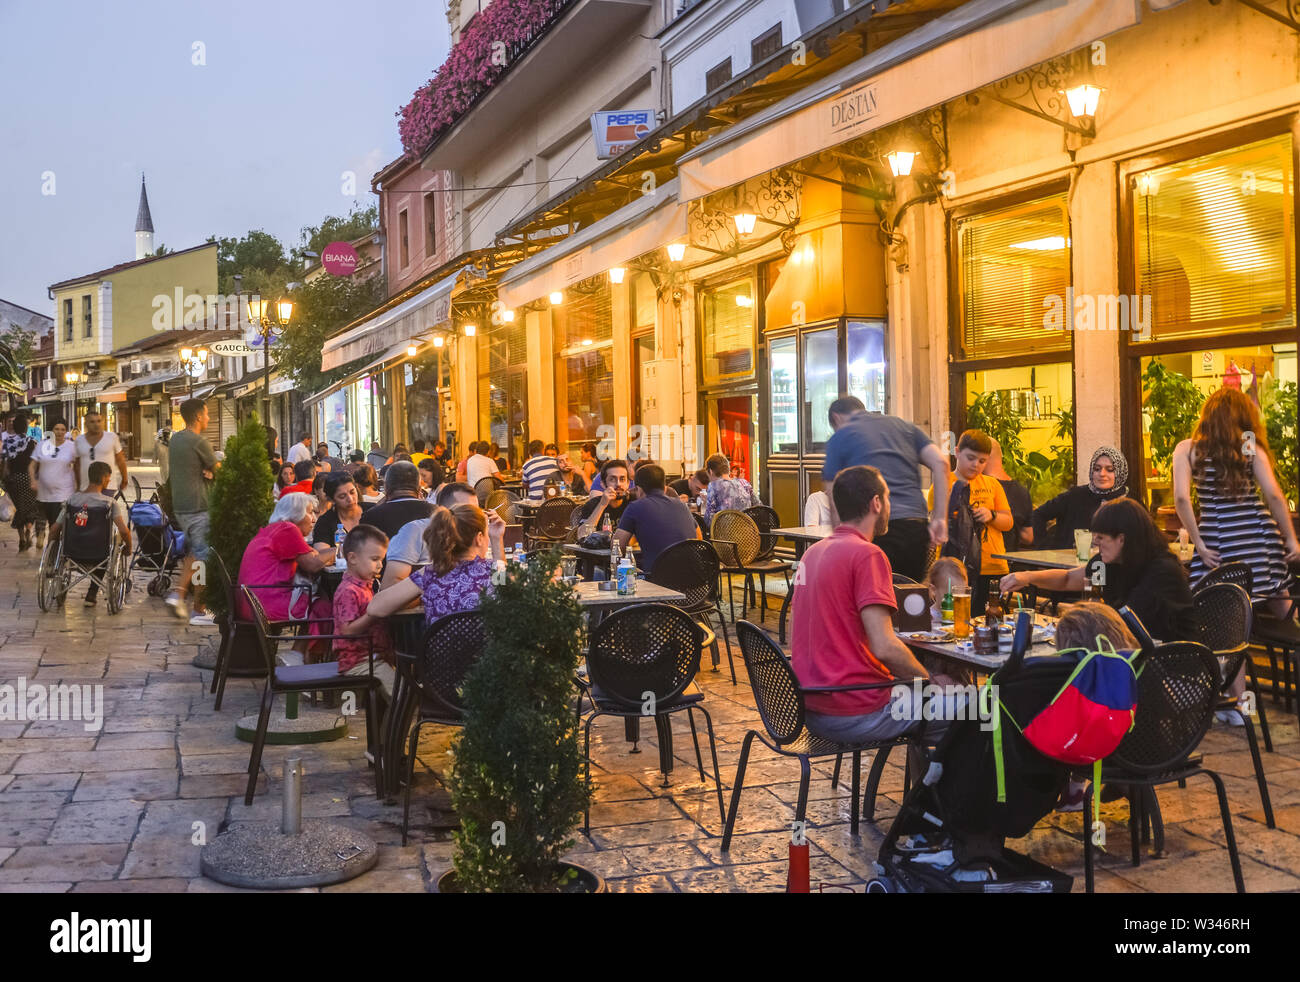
[444,548,598,892]
[204,412,274,621]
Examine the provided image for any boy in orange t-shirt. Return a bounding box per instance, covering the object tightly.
[927,429,1013,580]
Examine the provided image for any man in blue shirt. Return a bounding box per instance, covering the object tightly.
[614,464,700,574]
[821,396,950,582]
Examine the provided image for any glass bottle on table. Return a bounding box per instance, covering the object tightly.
[985,579,1003,625]
[940,581,954,627]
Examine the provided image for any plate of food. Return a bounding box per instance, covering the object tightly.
[902,630,956,643]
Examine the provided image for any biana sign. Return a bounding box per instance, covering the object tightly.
[322,241,359,276]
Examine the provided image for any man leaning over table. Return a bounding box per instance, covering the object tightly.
[791,465,964,748]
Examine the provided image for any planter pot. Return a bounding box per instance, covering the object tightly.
[436,860,607,894]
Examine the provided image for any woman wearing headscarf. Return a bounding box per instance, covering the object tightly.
[2,412,41,551]
[1031,445,1132,549]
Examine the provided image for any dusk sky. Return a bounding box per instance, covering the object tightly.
[0,0,449,314]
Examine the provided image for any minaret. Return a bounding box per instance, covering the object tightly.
[134,174,154,260]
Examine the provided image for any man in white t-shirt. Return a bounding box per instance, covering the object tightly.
[465,440,500,488]
[73,411,128,492]
[286,433,313,466]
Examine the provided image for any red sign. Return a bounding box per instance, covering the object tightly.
[322,241,359,276]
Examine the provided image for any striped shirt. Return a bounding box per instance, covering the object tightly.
[1189,456,1289,596]
[522,454,560,498]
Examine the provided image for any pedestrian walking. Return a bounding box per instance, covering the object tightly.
[164,398,220,626]
[1,412,41,550]
[73,411,129,493]
[32,418,77,548]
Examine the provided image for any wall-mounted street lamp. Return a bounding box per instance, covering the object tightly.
[885,150,917,178]
[732,212,758,235]
[666,242,687,263]
[607,267,626,284]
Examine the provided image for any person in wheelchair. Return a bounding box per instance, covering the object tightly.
[48,461,131,607]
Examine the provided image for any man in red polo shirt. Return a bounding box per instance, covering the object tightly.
[791,464,960,744]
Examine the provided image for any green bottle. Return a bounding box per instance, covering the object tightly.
[940,581,954,626]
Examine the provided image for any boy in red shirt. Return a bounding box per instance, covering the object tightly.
[791,464,963,745]
[333,524,396,698]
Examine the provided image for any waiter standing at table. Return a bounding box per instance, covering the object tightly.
[820,396,950,582]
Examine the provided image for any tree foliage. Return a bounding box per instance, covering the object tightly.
[275,271,385,396]
[449,549,592,892]
[0,325,38,396]
[297,204,378,262]
[209,229,289,295]
[204,413,274,618]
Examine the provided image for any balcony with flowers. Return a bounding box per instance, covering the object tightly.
[398,0,653,171]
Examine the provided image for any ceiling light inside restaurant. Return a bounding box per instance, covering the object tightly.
[1063,83,1103,121]
[608,267,626,284]
[549,291,563,305]
[733,212,757,235]
[735,295,753,307]
[667,242,687,262]
[1135,173,1161,196]
[582,338,593,346]
[885,150,917,178]
[1009,236,1070,251]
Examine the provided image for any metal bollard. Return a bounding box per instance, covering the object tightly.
[282,758,303,835]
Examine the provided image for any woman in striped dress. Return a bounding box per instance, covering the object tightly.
[1174,388,1300,706]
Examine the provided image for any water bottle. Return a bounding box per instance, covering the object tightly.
[626,550,638,594]
[616,555,633,596]
[333,523,346,564]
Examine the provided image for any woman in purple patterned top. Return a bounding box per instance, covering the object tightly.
[369,502,506,624]
[702,452,760,525]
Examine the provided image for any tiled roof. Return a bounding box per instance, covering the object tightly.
[47,240,216,292]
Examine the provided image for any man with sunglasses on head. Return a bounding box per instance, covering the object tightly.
[73,411,128,494]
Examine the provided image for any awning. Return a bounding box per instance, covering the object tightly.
[56,376,115,403]
[320,263,484,371]
[497,179,688,308]
[305,341,412,407]
[677,0,1142,201]
[98,368,183,402]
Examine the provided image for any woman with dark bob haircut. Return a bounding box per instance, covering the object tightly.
[1000,497,1197,641]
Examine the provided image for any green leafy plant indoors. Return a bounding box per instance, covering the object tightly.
[204,413,274,618]
[1141,361,1204,475]
[964,390,1024,473]
[1262,379,1299,510]
[449,548,592,892]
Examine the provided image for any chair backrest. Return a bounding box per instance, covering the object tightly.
[744,505,780,560]
[61,500,114,562]
[892,572,919,585]
[239,585,285,675]
[416,610,488,722]
[647,539,721,611]
[587,603,704,708]
[484,491,518,524]
[735,620,804,745]
[473,476,500,506]
[711,509,763,566]
[1192,582,1253,687]
[208,547,238,625]
[1194,561,1253,596]
[535,497,578,539]
[1109,640,1220,775]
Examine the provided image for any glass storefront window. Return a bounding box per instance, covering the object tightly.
[1138,342,1297,508]
[963,362,1074,502]
[846,320,886,412]
[700,277,756,385]
[1133,134,1294,343]
[769,335,798,454]
[556,285,614,451]
[322,392,349,457]
[802,326,838,454]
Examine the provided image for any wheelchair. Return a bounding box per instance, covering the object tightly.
[36,500,129,615]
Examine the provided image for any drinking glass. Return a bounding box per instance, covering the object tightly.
[953,590,972,638]
[1074,528,1093,562]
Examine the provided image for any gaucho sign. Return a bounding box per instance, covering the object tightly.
[322,241,359,276]
[828,82,880,135]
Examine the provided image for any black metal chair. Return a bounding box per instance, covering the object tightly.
[1193,583,1274,828]
[473,475,503,507]
[711,510,792,624]
[398,611,488,844]
[744,505,781,562]
[1194,561,1253,595]
[578,603,726,835]
[483,489,519,524]
[1248,567,1300,715]
[1082,640,1244,893]
[209,548,285,710]
[647,539,736,683]
[722,621,918,851]
[527,496,578,550]
[240,586,382,806]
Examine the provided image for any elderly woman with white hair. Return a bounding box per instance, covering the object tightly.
[235,492,336,647]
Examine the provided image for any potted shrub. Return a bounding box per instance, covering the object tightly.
[1141,361,1204,530]
[440,548,601,892]
[1262,378,1299,537]
[204,413,275,673]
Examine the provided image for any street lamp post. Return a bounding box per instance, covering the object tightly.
[64,371,81,430]
[179,346,209,398]
[247,298,294,423]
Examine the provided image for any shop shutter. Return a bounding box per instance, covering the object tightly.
[955,192,1073,360]
[1133,133,1294,342]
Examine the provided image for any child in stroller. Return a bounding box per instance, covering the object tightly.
[868,606,1140,893]
[128,499,186,596]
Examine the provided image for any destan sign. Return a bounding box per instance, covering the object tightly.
[828,81,881,136]
[591,109,655,159]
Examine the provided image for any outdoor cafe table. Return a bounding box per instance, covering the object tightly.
[562,541,639,581]
[772,525,833,643]
[993,541,1193,572]
[896,622,1061,673]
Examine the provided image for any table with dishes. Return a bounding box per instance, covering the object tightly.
[895,611,1061,672]
[772,525,833,641]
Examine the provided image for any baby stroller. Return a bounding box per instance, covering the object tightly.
[867,613,1083,893]
[36,500,130,615]
[127,500,185,596]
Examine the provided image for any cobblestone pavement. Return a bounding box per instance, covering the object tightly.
[1,530,1299,894]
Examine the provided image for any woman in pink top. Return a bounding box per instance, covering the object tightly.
[236,492,335,652]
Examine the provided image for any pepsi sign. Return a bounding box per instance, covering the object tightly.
[591,109,655,159]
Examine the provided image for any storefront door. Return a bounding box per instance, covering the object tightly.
[706,392,758,484]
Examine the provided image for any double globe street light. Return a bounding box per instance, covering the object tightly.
[178,346,209,399]
[247,297,295,417]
